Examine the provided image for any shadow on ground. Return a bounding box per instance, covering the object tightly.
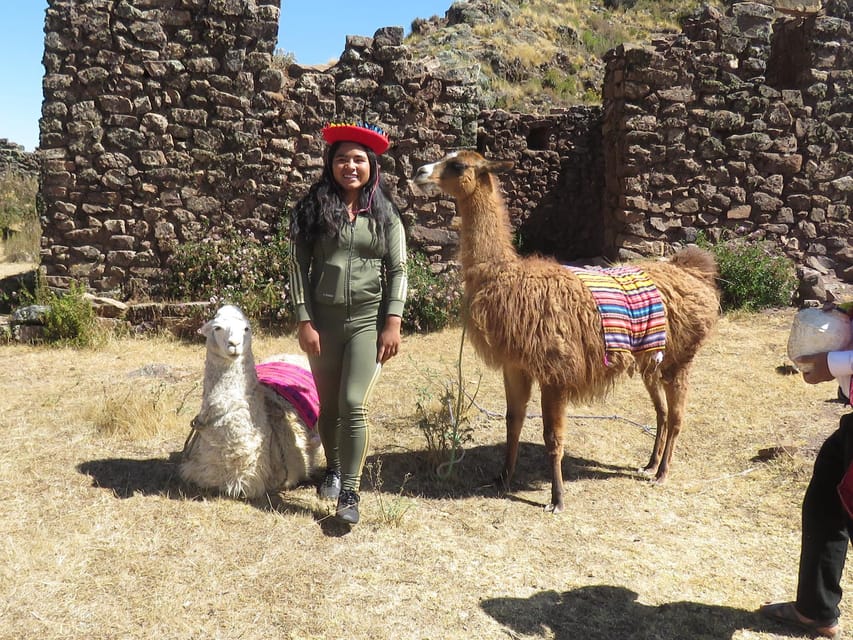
[76,439,646,517]
[364,440,645,502]
[481,585,776,640]
[75,453,323,521]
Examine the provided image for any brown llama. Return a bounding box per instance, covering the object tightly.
[413,150,720,513]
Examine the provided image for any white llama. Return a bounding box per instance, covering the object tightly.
[179,305,323,498]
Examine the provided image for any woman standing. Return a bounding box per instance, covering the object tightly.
[289,122,407,525]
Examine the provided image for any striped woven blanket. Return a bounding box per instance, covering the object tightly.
[567,265,667,358]
[255,361,319,430]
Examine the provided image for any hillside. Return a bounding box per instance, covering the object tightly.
[402,0,728,112]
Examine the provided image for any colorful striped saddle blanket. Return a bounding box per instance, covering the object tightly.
[255,361,319,430]
[566,265,667,359]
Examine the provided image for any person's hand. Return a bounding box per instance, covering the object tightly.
[297,321,321,356]
[377,315,402,364]
[795,352,834,384]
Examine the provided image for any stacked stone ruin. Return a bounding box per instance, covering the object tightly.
[0,140,39,177]
[603,2,853,284]
[37,0,853,299]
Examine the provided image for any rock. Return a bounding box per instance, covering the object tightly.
[12,305,50,325]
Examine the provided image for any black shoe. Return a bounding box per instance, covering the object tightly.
[318,468,341,500]
[335,489,360,525]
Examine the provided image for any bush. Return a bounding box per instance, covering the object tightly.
[164,229,294,328]
[20,279,101,347]
[404,251,463,333]
[698,234,797,311]
[164,234,462,335]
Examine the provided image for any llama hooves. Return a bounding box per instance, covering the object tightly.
[544,501,565,514]
[639,466,670,484]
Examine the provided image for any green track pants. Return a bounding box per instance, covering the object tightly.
[309,303,383,492]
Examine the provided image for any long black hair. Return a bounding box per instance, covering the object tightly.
[290,141,397,246]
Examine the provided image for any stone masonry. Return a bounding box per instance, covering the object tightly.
[0,139,39,177]
[603,2,853,280]
[37,1,853,298]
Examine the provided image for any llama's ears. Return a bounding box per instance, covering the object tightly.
[198,320,213,338]
[487,160,514,174]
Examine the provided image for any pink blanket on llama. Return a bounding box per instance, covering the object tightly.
[255,361,319,430]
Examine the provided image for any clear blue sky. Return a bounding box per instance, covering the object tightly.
[0,1,450,152]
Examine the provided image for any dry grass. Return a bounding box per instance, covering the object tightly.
[1,310,851,639]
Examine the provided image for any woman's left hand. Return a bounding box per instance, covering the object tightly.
[377,315,402,364]
[795,352,834,384]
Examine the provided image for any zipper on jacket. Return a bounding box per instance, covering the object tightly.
[345,217,355,321]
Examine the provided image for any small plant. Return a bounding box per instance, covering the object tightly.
[415,325,481,479]
[404,251,463,333]
[17,277,101,347]
[165,228,294,329]
[271,48,296,71]
[698,233,797,311]
[42,282,99,346]
[365,458,412,527]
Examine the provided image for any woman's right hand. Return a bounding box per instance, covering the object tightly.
[297,321,321,356]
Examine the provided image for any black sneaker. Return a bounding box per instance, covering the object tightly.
[318,468,341,500]
[335,489,360,525]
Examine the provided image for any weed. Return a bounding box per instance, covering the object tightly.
[17,277,102,347]
[415,324,481,479]
[365,458,412,527]
[88,378,198,440]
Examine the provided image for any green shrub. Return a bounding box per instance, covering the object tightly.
[39,281,99,347]
[404,251,463,333]
[698,234,796,311]
[165,229,294,328]
[165,235,461,335]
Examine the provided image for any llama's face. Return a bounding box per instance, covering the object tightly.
[413,151,514,200]
[199,305,251,359]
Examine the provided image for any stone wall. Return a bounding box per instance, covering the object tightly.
[0,139,39,176]
[37,1,853,299]
[602,2,853,283]
[39,0,487,296]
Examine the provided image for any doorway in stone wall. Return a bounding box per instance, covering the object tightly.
[516,123,606,262]
[766,15,813,89]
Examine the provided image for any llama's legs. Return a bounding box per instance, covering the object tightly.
[640,373,668,476]
[541,384,568,513]
[655,367,690,482]
[499,365,532,490]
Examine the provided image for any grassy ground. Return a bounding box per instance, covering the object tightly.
[1,309,850,639]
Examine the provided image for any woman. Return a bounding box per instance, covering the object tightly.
[760,330,853,640]
[289,121,407,525]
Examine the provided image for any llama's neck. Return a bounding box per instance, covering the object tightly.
[202,351,257,410]
[457,178,519,284]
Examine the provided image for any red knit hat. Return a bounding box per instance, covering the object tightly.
[321,121,390,155]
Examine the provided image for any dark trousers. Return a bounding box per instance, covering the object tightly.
[796,412,853,624]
